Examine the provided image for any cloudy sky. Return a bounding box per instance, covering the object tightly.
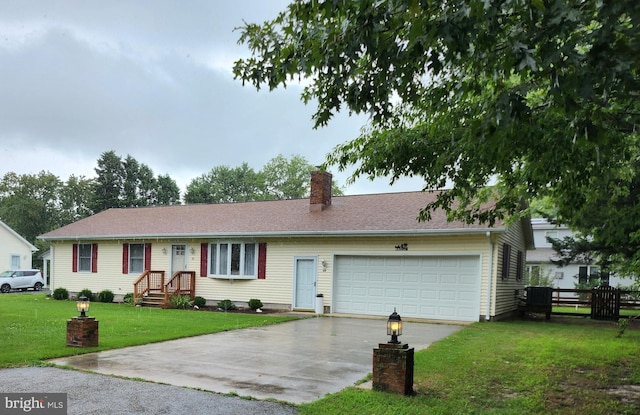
[0,1,425,195]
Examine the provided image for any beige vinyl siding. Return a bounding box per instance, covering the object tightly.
[258,234,492,316]
[51,232,500,320]
[170,235,491,309]
[50,241,188,296]
[492,220,528,319]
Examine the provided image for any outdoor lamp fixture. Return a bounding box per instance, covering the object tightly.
[387,308,403,344]
[76,295,90,318]
[162,248,167,255]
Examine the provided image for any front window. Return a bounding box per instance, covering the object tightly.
[209,242,257,278]
[78,244,93,272]
[10,255,20,270]
[129,244,145,274]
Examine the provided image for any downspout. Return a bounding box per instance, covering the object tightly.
[486,232,494,321]
[50,244,55,292]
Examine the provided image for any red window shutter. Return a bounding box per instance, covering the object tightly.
[258,243,267,279]
[122,244,129,274]
[144,243,152,271]
[200,243,208,277]
[72,244,78,272]
[91,243,98,273]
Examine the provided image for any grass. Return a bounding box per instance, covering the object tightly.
[298,318,640,415]
[0,293,298,367]
[3,295,639,414]
[554,306,639,317]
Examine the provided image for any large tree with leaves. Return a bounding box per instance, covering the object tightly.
[184,155,343,204]
[185,163,263,204]
[261,154,343,199]
[92,151,181,212]
[0,171,61,243]
[234,0,640,273]
[92,150,126,212]
[262,154,314,200]
[57,175,94,225]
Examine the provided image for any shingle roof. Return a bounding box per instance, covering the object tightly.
[39,191,506,240]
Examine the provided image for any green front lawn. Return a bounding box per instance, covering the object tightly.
[0,294,297,367]
[2,295,639,414]
[299,318,640,415]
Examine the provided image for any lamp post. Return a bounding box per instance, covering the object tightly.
[372,307,414,395]
[67,294,99,347]
[386,308,402,344]
[76,295,90,318]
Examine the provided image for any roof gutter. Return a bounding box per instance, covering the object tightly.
[38,227,508,242]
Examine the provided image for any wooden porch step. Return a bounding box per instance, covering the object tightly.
[140,292,165,308]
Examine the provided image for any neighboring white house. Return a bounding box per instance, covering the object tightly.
[526,218,628,289]
[0,220,38,272]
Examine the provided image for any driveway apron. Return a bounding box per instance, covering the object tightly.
[49,317,462,404]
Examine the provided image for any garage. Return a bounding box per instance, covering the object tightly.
[333,255,481,322]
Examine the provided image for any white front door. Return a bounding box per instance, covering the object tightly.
[171,244,187,275]
[294,257,317,309]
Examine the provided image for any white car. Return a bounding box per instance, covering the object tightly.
[0,269,45,293]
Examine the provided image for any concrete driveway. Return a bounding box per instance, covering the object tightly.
[49,316,462,404]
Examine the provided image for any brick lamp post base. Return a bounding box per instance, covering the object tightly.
[372,342,414,395]
[66,317,99,347]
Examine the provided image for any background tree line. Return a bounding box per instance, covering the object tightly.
[184,154,342,203]
[0,150,340,255]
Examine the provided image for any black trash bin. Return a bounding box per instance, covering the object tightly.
[523,286,552,320]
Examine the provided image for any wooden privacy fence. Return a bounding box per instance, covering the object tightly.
[520,286,639,320]
[590,286,620,321]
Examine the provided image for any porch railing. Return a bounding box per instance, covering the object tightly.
[133,270,165,303]
[164,271,196,305]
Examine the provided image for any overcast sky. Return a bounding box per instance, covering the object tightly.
[0,1,425,195]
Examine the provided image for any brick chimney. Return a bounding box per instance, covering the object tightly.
[310,170,332,212]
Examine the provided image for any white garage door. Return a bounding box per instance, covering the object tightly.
[334,255,481,322]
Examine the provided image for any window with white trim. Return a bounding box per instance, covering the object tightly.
[209,242,257,279]
[527,265,541,279]
[129,244,145,274]
[10,255,20,270]
[578,265,608,284]
[78,244,93,272]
